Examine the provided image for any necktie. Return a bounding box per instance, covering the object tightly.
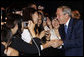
[64,25,68,34]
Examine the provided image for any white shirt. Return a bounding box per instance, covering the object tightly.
[21,29,32,43]
[49,29,63,49]
[64,18,71,28]
[50,29,59,40]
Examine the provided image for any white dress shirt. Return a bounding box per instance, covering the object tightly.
[21,29,32,43]
[64,18,71,29]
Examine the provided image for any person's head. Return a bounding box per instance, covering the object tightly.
[37,12,43,26]
[56,6,72,24]
[52,18,60,29]
[6,13,23,35]
[27,3,37,10]
[1,14,23,45]
[23,8,38,24]
[72,10,80,19]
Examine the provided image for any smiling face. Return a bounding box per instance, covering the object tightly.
[52,19,60,29]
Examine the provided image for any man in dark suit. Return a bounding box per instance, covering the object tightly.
[51,6,83,56]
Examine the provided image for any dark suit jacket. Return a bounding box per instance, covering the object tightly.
[59,19,83,56]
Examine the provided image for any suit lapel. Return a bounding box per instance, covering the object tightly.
[59,24,66,40]
[67,19,74,39]
[59,19,74,40]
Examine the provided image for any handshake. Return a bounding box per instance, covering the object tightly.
[42,39,63,49]
[46,39,63,48]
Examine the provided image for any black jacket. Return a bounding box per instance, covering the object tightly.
[10,35,42,56]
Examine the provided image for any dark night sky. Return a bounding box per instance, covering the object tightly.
[1,0,83,18]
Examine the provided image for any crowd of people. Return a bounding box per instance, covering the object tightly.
[1,3,83,56]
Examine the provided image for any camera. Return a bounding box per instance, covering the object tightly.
[22,21,28,29]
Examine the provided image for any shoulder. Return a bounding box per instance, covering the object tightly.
[73,19,83,31]
[72,18,83,24]
[75,20,83,27]
[71,18,83,27]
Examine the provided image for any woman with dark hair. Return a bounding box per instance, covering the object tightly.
[27,3,37,10]
[23,8,38,22]
[7,8,52,56]
[37,12,44,34]
[1,13,40,56]
[1,14,21,56]
[36,12,46,44]
[22,8,39,43]
[1,12,41,56]
[22,8,46,43]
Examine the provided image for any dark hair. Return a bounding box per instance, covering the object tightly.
[27,3,37,9]
[38,12,44,20]
[1,14,23,48]
[34,12,44,34]
[6,14,22,28]
[23,8,37,21]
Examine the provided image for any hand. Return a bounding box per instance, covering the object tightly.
[39,30,46,39]
[45,30,51,41]
[28,21,35,31]
[42,40,54,49]
[50,40,63,48]
[52,19,60,29]
[42,40,62,49]
[28,21,36,38]
[1,42,7,47]
[4,47,19,56]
